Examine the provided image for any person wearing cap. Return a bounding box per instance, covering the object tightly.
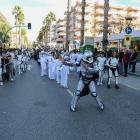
[97,52,106,85]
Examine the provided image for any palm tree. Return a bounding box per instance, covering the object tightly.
[24,36,28,48]
[18,13,25,46]
[80,0,86,46]
[102,0,109,50]
[43,15,50,46]
[48,12,56,44]
[12,5,22,48]
[66,0,71,50]
[21,28,27,48]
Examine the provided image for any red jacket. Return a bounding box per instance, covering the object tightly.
[123,53,130,63]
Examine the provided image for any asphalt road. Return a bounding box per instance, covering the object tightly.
[0,59,140,140]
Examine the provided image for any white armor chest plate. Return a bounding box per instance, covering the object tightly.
[97,57,106,68]
[110,58,119,68]
[18,55,22,61]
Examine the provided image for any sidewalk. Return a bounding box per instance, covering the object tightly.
[127,63,140,77]
[103,72,140,92]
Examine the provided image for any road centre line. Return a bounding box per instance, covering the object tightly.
[66,89,73,97]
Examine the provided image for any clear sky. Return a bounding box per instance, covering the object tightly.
[0,0,140,42]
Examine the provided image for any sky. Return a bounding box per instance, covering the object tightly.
[0,0,140,42]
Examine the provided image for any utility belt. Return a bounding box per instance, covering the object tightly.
[82,75,93,81]
[110,67,117,71]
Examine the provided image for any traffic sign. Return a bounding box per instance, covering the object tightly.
[125,27,132,34]
[124,35,131,45]
[73,41,76,44]
[0,38,2,42]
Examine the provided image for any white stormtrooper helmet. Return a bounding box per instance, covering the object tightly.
[82,50,93,64]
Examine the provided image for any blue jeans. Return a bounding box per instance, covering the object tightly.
[119,62,123,74]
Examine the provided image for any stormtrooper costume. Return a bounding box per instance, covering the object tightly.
[17,54,23,74]
[76,53,83,72]
[70,52,76,71]
[107,57,119,89]
[97,54,106,85]
[56,59,62,83]
[69,51,104,112]
[22,55,27,72]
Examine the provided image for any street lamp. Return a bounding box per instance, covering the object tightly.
[126,17,132,27]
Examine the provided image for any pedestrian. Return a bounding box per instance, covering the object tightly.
[118,49,124,75]
[17,51,23,74]
[40,53,47,77]
[107,51,119,89]
[97,52,106,86]
[76,51,83,72]
[122,50,130,77]
[70,50,76,71]
[130,49,137,73]
[93,48,98,60]
[8,55,14,81]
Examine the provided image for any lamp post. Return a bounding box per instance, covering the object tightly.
[126,17,132,27]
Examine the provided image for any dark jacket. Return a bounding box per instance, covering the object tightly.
[118,52,124,62]
[130,53,137,65]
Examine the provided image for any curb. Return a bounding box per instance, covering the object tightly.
[127,71,140,77]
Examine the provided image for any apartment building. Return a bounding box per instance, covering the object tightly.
[51,0,140,49]
[51,18,66,47]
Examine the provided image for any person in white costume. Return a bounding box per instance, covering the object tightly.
[22,52,27,72]
[97,52,106,85]
[40,53,47,76]
[70,50,76,71]
[51,55,57,80]
[17,51,23,74]
[60,64,69,88]
[47,52,54,79]
[56,57,62,84]
[76,51,83,72]
[107,51,119,89]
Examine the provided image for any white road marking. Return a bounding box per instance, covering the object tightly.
[66,89,73,97]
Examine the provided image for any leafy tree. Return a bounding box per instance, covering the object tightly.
[0,22,10,44]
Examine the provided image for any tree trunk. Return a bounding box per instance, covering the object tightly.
[103,0,109,50]
[80,0,86,46]
[66,0,71,51]
[19,26,21,46]
[46,24,48,46]
[16,14,18,48]
[50,20,52,44]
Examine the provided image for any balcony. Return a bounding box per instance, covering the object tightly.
[56,38,65,42]
[56,32,66,37]
[56,22,64,28]
[95,17,104,22]
[56,27,65,33]
[95,9,104,15]
[108,10,118,15]
[76,15,91,21]
[85,7,92,13]
[127,12,140,18]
